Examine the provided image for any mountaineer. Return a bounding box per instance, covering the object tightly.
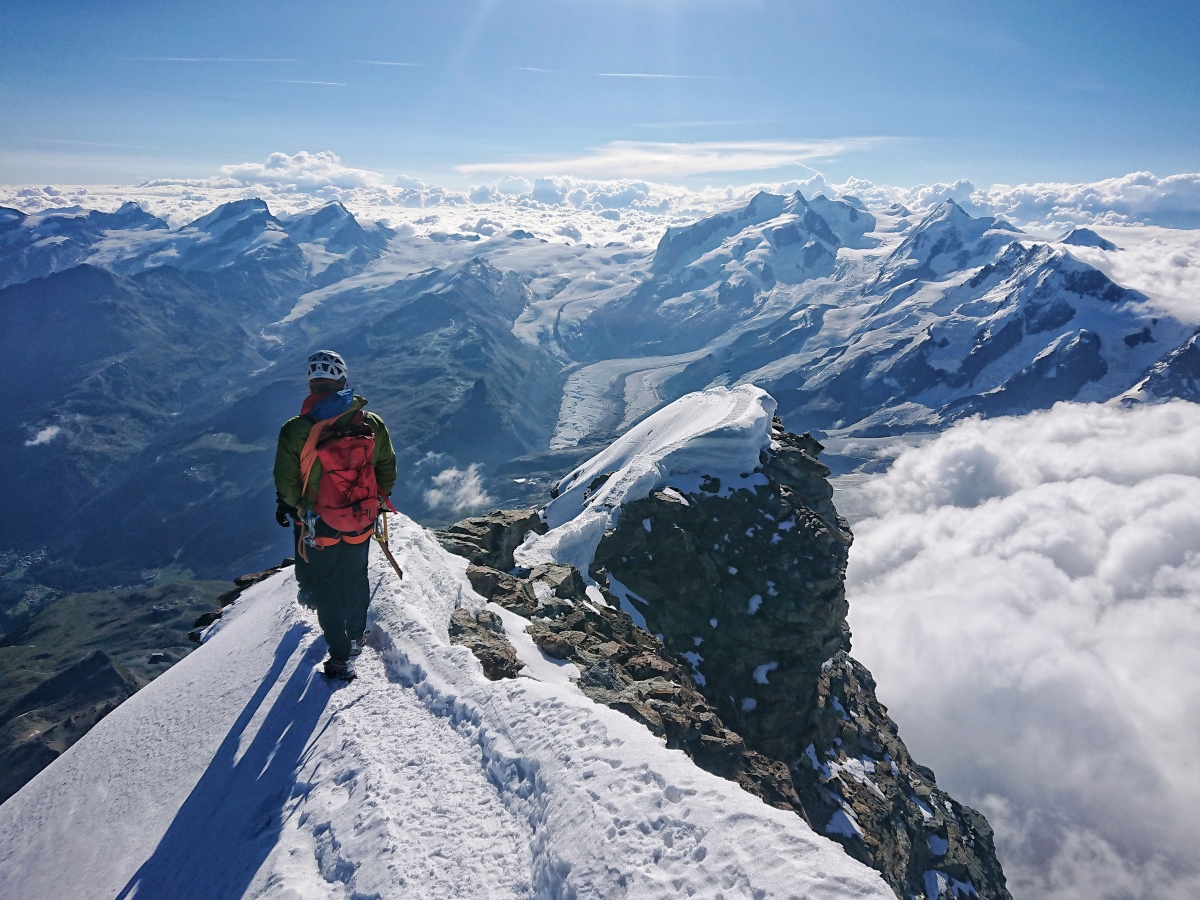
[273,350,397,681]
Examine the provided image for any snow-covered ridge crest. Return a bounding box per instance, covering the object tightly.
[516,384,776,576]
[0,510,891,899]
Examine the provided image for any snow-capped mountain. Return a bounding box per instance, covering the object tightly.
[279,200,374,249]
[554,195,1190,445]
[870,199,1022,290]
[0,201,167,289]
[4,191,1196,586]
[1058,226,1118,251]
[572,191,867,358]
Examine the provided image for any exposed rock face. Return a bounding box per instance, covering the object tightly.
[448,608,525,680]
[798,651,1008,900]
[592,421,1011,900]
[462,559,805,815]
[594,428,851,762]
[444,420,1011,899]
[1127,329,1200,403]
[435,508,547,571]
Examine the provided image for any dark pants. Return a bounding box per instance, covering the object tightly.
[293,524,370,662]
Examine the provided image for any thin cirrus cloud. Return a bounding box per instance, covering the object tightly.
[459,139,872,180]
[260,79,347,86]
[123,57,298,63]
[596,72,723,80]
[355,60,421,67]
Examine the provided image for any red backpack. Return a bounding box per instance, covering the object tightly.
[299,411,380,534]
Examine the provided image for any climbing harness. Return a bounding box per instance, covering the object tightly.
[296,510,374,563]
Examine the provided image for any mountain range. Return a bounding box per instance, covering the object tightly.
[3,191,1189,586]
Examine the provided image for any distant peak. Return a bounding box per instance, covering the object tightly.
[186,198,273,231]
[738,191,788,222]
[1059,227,1118,251]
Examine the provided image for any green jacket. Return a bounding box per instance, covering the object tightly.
[273,394,397,512]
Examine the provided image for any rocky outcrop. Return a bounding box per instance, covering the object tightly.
[435,509,547,571]
[797,650,1008,899]
[448,608,525,680]
[444,420,1011,900]
[591,421,1010,900]
[462,559,805,815]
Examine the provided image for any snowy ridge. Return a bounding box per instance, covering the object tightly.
[0,512,889,900]
[516,385,777,577]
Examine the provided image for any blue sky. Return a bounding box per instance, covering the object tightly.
[2,0,1197,189]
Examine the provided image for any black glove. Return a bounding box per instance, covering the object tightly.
[275,494,296,528]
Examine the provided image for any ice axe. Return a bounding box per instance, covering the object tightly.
[374,497,405,581]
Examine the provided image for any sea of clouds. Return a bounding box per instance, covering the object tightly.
[4,148,1200,240]
[845,401,1200,900]
[9,148,1198,327]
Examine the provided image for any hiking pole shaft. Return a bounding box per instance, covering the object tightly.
[374,511,404,581]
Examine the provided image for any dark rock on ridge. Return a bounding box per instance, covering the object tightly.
[459,556,806,815]
[188,560,295,642]
[448,608,525,680]
[444,420,1011,899]
[591,420,1010,899]
[435,508,547,571]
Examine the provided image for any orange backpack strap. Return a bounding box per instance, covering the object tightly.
[299,415,340,500]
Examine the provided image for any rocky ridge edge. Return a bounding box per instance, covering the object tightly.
[438,421,1011,900]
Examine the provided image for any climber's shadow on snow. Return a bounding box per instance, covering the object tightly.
[115,624,332,900]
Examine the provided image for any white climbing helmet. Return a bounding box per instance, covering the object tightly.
[306,350,348,381]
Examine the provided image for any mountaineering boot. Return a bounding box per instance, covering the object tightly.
[323,657,356,681]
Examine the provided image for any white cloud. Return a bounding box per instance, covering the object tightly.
[801,171,1200,231]
[975,172,1200,230]
[218,151,383,190]
[554,223,583,242]
[458,139,871,180]
[844,400,1200,900]
[459,216,505,236]
[424,464,494,514]
[1058,226,1200,323]
[24,425,60,446]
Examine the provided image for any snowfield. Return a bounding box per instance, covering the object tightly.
[0,513,890,900]
[517,385,777,578]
